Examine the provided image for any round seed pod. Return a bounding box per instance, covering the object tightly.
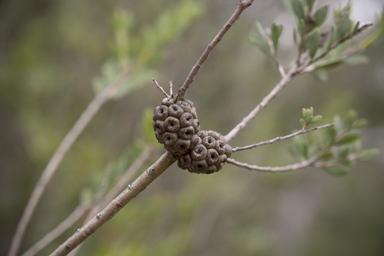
[162,132,178,146]
[168,104,184,118]
[174,139,191,154]
[178,126,195,140]
[180,113,194,128]
[177,130,232,174]
[191,144,208,161]
[164,117,180,133]
[154,105,168,121]
[153,97,200,156]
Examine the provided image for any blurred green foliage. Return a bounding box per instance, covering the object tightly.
[1,0,384,256]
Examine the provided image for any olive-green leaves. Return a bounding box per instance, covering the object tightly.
[291,109,379,177]
[250,22,273,58]
[300,107,322,128]
[93,0,203,99]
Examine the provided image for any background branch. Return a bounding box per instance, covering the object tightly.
[8,72,128,256]
[50,152,176,256]
[69,145,153,256]
[177,0,254,100]
[225,67,297,142]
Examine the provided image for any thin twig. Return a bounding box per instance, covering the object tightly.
[69,146,153,256]
[232,123,334,152]
[301,24,373,72]
[225,66,298,142]
[50,152,176,256]
[227,154,319,172]
[177,0,255,100]
[152,78,170,98]
[169,81,174,98]
[21,205,91,256]
[8,72,128,256]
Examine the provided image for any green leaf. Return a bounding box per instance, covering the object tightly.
[334,115,344,135]
[352,119,368,129]
[336,14,352,40]
[324,126,337,146]
[323,165,350,176]
[293,28,298,47]
[271,23,283,50]
[292,0,306,20]
[344,55,369,65]
[336,133,361,145]
[300,118,306,128]
[320,150,334,161]
[353,21,360,33]
[312,115,322,123]
[142,108,156,143]
[357,149,380,161]
[344,109,357,131]
[311,68,328,82]
[304,28,321,58]
[305,0,316,11]
[282,0,293,12]
[314,6,329,27]
[250,22,273,58]
[113,68,157,99]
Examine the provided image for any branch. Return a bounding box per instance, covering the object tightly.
[8,72,128,256]
[21,205,90,256]
[232,124,334,152]
[227,154,319,172]
[68,146,154,256]
[50,152,176,256]
[225,66,298,141]
[177,0,254,100]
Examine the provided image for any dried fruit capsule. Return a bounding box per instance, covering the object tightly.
[177,130,232,174]
[153,97,200,156]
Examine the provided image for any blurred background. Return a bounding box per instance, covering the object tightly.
[1,0,384,255]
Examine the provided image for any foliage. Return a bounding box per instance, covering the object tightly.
[290,109,379,176]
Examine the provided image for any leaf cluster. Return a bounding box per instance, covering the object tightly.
[93,0,203,99]
[251,0,383,81]
[290,109,379,176]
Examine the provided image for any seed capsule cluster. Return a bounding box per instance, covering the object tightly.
[177,130,232,174]
[153,97,200,156]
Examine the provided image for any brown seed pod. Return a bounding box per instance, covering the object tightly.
[153,97,200,156]
[162,132,178,146]
[178,126,195,140]
[168,104,184,118]
[178,130,232,174]
[191,144,208,161]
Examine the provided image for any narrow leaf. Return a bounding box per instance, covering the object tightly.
[271,23,283,50]
[344,109,357,131]
[306,0,316,11]
[357,149,380,161]
[323,165,350,176]
[337,14,352,40]
[336,133,361,145]
[344,55,369,65]
[311,69,328,82]
[314,6,329,27]
[305,28,321,58]
[292,0,306,20]
[352,119,368,129]
[312,115,322,123]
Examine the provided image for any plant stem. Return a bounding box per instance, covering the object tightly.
[225,67,298,142]
[232,124,334,152]
[49,152,176,256]
[227,154,319,172]
[8,73,126,256]
[177,0,254,100]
